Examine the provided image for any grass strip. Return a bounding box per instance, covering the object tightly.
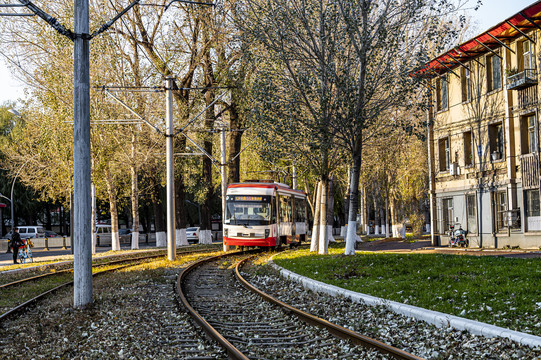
[273,243,541,336]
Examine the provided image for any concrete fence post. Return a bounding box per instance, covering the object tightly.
[62,236,67,250]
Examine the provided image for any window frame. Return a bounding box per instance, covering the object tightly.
[487,53,502,92]
[461,66,471,103]
[488,121,505,162]
[463,130,474,167]
[435,75,448,112]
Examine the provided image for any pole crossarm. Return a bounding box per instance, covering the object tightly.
[172,90,228,137]
[16,0,140,40]
[17,0,74,38]
[103,88,163,134]
[90,0,140,38]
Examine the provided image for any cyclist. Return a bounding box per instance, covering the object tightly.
[10,227,22,264]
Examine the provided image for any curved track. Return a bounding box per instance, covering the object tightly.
[177,252,424,360]
[0,247,218,323]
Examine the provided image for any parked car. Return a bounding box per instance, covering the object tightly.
[186,227,200,244]
[96,225,132,245]
[18,226,46,239]
[119,228,131,243]
[45,230,59,238]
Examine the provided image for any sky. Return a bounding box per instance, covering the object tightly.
[0,0,538,104]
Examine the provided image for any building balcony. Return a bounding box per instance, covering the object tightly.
[506,69,538,90]
[520,153,540,190]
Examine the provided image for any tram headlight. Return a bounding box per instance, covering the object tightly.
[265,229,270,238]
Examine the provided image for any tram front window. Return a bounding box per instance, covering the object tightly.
[225,195,272,226]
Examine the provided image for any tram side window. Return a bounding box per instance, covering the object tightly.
[295,198,305,222]
[279,196,292,222]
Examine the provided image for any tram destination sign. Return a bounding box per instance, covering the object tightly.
[233,196,266,202]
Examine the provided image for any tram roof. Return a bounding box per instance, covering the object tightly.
[227,182,306,196]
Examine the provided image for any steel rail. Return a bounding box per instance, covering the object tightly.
[175,251,251,360]
[0,261,142,323]
[1,247,218,289]
[235,255,425,360]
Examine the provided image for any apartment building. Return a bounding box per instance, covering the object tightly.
[424,2,541,248]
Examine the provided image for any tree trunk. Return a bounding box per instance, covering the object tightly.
[227,99,243,184]
[174,136,188,246]
[200,28,215,244]
[326,177,335,243]
[130,131,140,249]
[345,144,362,255]
[152,175,166,247]
[105,168,120,251]
[310,181,321,252]
[318,178,329,254]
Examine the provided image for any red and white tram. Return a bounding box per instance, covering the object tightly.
[223,181,308,248]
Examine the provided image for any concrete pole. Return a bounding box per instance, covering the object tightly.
[73,0,92,308]
[292,161,297,189]
[165,77,176,261]
[221,126,230,252]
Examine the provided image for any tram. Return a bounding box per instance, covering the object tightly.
[223,181,308,248]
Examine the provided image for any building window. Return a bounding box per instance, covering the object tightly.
[461,67,471,102]
[466,194,477,234]
[487,54,502,92]
[488,122,504,161]
[494,191,507,232]
[463,130,473,167]
[520,115,537,155]
[436,76,448,111]
[442,198,453,233]
[438,137,450,172]
[525,189,541,231]
[519,39,535,72]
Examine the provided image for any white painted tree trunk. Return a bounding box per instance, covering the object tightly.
[381,225,386,237]
[310,181,321,253]
[392,225,400,238]
[131,231,139,250]
[156,231,167,247]
[111,232,120,251]
[318,179,328,255]
[426,223,430,233]
[176,228,188,246]
[375,225,380,235]
[344,220,358,255]
[326,225,335,242]
[200,230,212,244]
[340,226,346,239]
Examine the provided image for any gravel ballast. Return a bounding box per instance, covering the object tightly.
[242,260,541,360]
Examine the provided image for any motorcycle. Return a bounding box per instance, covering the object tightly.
[448,224,469,248]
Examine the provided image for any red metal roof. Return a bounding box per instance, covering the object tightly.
[418,1,541,77]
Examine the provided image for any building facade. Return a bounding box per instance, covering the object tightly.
[425,2,541,248]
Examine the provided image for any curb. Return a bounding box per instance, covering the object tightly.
[268,259,541,348]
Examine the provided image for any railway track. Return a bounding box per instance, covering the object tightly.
[0,247,220,322]
[177,252,424,360]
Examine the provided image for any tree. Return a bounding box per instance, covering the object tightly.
[334,0,468,254]
[237,0,351,253]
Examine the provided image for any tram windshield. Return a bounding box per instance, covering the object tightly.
[225,195,272,226]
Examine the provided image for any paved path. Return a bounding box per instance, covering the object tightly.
[356,238,541,258]
[0,242,160,268]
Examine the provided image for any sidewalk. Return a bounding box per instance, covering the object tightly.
[0,241,160,268]
[355,238,541,258]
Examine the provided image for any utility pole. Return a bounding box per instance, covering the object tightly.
[73,0,92,308]
[220,125,229,251]
[165,77,176,261]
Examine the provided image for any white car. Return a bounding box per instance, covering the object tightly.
[186,227,200,244]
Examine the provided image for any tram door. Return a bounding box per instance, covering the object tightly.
[278,194,293,241]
